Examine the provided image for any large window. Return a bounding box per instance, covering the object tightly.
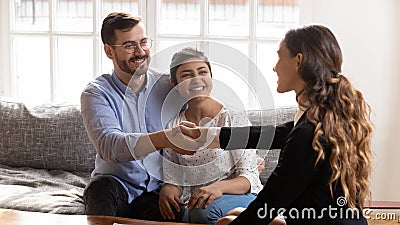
[0,0,300,108]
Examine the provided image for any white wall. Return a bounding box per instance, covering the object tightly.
[302,0,400,201]
[0,0,11,97]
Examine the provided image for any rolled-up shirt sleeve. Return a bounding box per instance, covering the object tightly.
[81,85,143,162]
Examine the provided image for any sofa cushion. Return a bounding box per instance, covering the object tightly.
[0,164,89,214]
[246,107,298,126]
[246,107,298,183]
[0,99,96,172]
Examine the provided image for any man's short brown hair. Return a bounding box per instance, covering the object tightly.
[101,12,142,45]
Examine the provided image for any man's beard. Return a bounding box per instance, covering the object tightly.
[116,54,150,76]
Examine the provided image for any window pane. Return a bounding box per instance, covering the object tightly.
[210,41,254,108]
[158,40,247,62]
[208,0,249,37]
[56,38,93,103]
[256,43,296,107]
[12,0,49,31]
[218,41,247,57]
[101,48,113,75]
[102,0,138,20]
[13,37,51,104]
[159,0,200,35]
[158,40,189,52]
[56,0,93,32]
[152,40,192,75]
[155,40,247,73]
[257,0,299,38]
[212,64,250,109]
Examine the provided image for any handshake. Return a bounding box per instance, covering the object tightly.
[164,121,221,155]
[165,122,266,175]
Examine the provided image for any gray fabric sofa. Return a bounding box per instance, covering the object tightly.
[0,98,297,215]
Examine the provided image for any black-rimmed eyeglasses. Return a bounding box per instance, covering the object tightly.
[110,38,153,54]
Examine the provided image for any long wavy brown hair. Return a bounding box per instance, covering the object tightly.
[284,25,373,209]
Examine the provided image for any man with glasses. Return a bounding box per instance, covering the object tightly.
[80,12,192,221]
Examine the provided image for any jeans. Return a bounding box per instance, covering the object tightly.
[83,175,183,221]
[182,193,257,224]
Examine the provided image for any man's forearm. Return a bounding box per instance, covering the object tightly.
[133,131,168,158]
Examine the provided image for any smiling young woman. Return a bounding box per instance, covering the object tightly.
[159,47,263,224]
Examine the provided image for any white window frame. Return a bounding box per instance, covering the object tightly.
[148,0,306,108]
[0,0,312,106]
[1,0,112,102]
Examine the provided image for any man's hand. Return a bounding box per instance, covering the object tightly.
[163,126,202,154]
[163,121,213,154]
[178,122,221,149]
[187,184,223,210]
[178,121,200,139]
[159,184,184,220]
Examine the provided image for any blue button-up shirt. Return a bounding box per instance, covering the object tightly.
[80,69,177,203]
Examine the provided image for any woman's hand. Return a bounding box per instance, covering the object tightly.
[215,215,237,225]
[217,207,286,225]
[163,126,202,154]
[257,156,265,174]
[159,184,184,220]
[226,207,246,216]
[178,121,221,149]
[188,184,223,209]
[214,207,245,225]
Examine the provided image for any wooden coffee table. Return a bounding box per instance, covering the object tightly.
[0,209,204,225]
[2,205,399,225]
